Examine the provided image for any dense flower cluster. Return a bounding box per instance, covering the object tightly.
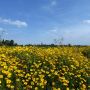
[0,46,89,90]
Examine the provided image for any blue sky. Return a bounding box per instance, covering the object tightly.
[0,0,90,45]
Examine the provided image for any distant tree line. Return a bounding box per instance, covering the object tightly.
[25,43,87,47]
[0,39,17,46]
[0,39,87,47]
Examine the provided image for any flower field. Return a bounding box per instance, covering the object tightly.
[0,46,90,90]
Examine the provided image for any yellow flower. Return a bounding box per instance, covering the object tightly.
[31,81,34,85]
[0,75,3,79]
[6,79,11,84]
[35,87,38,90]
[54,71,58,75]
[0,80,1,84]
[36,78,39,81]
[63,83,68,86]
[66,87,69,90]
[7,73,12,78]
[82,84,86,89]
[57,88,61,90]
[41,85,44,88]
[52,82,55,86]
[16,78,20,82]
[24,82,28,85]
[0,46,89,89]
[77,75,81,77]
[4,66,8,69]
[10,85,14,89]
[52,87,57,90]
[29,86,32,88]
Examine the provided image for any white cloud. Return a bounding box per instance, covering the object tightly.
[83,20,90,24]
[0,18,28,28]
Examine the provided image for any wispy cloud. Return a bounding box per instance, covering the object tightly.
[51,0,57,6]
[42,0,57,11]
[0,27,5,32]
[0,27,8,35]
[46,27,59,36]
[50,28,58,33]
[83,20,90,24]
[0,18,28,28]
